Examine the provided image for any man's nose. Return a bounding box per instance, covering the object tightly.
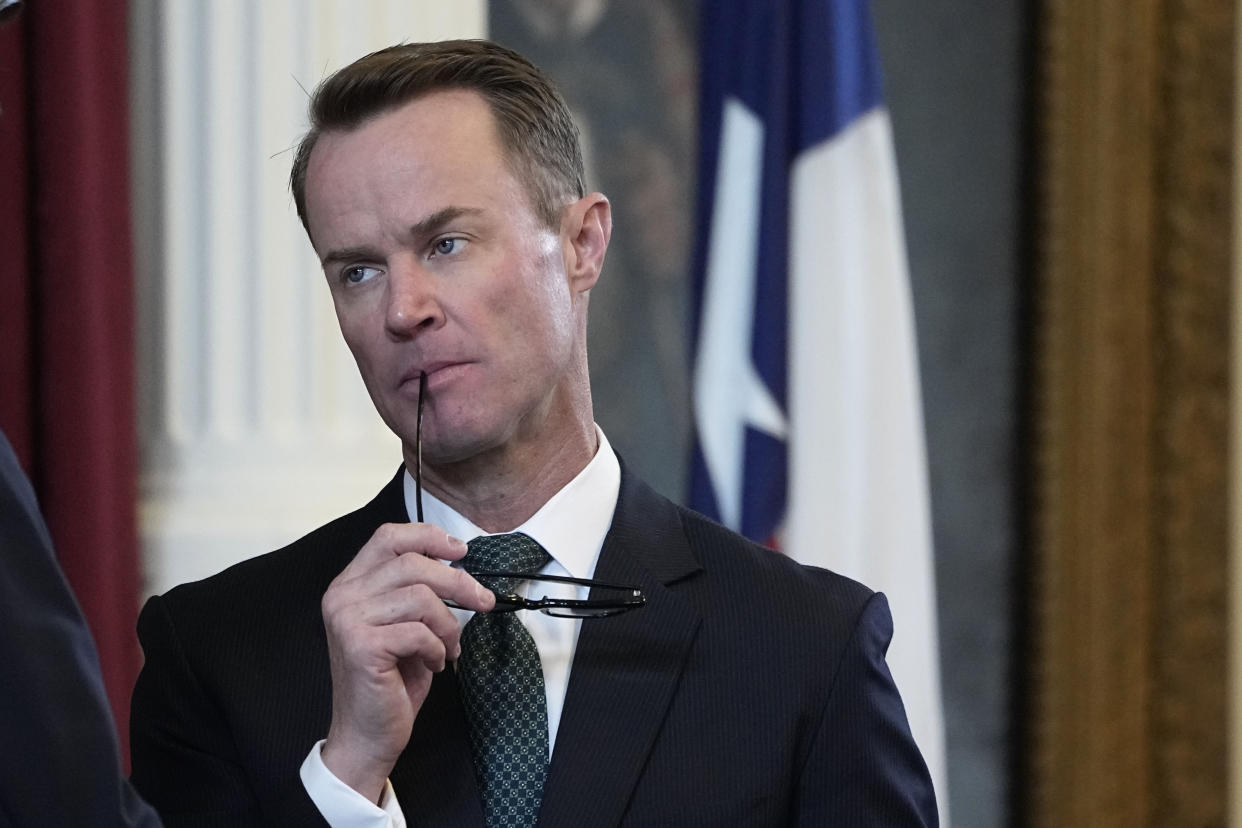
[385,259,444,338]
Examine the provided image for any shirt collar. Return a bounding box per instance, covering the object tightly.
[402,426,620,580]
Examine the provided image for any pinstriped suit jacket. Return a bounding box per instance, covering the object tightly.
[130,462,937,826]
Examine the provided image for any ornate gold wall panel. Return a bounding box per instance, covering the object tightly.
[1031,0,1233,825]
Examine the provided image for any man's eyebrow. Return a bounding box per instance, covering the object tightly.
[318,207,484,268]
[410,206,484,238]
[320,246,380,268]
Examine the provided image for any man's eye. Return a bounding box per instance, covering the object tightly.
[432,237,465,257]
[342,266,381,285]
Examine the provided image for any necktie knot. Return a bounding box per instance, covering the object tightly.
[463,532,550,594]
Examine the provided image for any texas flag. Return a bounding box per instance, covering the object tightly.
[688,0,948,812]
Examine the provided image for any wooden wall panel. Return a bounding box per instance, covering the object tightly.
[1031,0,1233,825]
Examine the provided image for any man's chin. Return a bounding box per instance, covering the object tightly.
[408,426,505,469]
[419,442,494,469]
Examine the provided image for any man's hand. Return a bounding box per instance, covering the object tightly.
[319,522,494,803]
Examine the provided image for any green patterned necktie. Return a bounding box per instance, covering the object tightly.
[458,532,551,828]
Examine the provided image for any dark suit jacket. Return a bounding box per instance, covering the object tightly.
[0,431,163,828]
[131,463,937,826]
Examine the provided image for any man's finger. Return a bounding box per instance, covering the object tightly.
[352,583,464,650]
[336,522,468,581]
[365,620,453,673]
[340,548,495,613]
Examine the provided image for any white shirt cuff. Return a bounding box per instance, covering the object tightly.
[299,739,407,828]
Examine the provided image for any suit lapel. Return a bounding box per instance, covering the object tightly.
[537,468,702,827]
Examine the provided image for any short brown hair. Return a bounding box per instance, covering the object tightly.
[290,39,586,233]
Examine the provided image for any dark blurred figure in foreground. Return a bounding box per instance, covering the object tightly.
[0,430,161,826]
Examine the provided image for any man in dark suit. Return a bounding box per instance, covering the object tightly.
[0,430,163,827]
[129,40,937,826]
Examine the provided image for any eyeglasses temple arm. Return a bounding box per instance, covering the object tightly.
[414,370,426,523]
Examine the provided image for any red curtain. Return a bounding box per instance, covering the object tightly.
[0,0,140,758]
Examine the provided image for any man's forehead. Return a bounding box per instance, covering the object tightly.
[306,92,509,196]
[303,91,513,234]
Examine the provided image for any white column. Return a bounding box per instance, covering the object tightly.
[130,1,487,595]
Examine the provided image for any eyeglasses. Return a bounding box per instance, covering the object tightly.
[414,371,646,618]
[447,571,645,618]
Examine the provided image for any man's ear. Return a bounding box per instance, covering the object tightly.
[562,193,612,294]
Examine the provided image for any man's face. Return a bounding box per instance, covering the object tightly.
[303,90,588,466]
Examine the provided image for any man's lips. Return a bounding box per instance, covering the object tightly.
[400,361,466,389]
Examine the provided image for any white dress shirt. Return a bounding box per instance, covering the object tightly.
[301,428,621,827]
